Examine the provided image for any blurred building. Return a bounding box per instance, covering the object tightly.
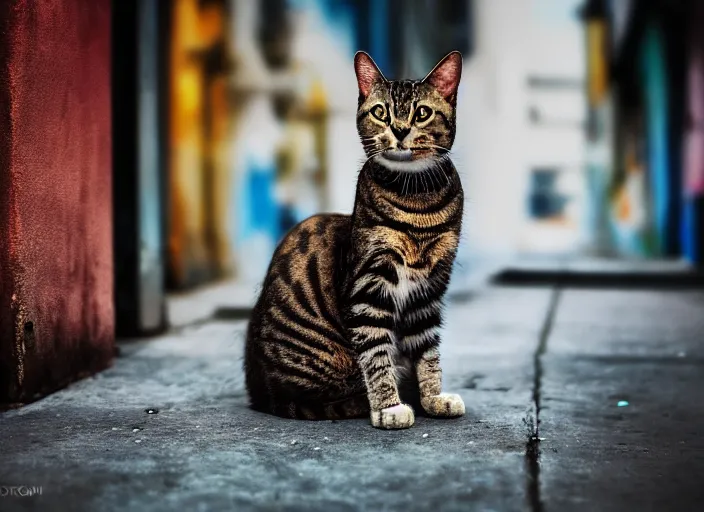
[581,0,703,263]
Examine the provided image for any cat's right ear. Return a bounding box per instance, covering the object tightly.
[354,51,386,99]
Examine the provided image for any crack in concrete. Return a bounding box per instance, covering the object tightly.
[525,287,561,512]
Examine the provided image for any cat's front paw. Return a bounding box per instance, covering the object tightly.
[421,392,465,418]
[370,403,415,430]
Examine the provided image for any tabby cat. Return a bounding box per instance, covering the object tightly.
[245,51,465,429]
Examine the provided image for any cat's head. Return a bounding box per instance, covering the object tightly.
[354,51,462,165]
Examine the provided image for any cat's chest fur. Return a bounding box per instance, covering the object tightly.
[385,232,457,311]
[390,264,429,311]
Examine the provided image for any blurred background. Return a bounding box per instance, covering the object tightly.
[112,0,704,335]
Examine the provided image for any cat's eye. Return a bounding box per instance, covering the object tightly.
[414,106,433,123]
[370,105,387,121]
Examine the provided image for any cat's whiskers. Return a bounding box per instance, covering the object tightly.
[412,144,451,155]
[362,140,384,151]
[362,145,387,165]
[419,171,429,194]
[432,158,444,184]
[427,163,441,190]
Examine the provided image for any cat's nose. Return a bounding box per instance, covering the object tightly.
[390,126,410,142]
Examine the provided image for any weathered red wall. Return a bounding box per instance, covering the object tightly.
[0,0,114,405]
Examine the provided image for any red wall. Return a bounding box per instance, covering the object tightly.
[0,0,114,405]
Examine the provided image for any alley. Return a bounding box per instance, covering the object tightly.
[1,283,702,511]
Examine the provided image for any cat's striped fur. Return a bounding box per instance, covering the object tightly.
[245,51,465,429]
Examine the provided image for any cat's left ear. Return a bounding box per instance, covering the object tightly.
[422,51,463,106]
[354,51,386,99]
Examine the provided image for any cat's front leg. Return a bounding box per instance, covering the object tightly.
[416,347,465,418]
[346,281,414,429]
[400,294,465,418]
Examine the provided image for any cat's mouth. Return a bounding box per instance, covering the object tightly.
[382,148,413,162]
[382,148,436,162]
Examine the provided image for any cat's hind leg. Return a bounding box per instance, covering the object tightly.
[274,394,370,420]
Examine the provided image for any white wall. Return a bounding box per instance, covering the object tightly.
[457,0,533,255]
[458,0,586,256]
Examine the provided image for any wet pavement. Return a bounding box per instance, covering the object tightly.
[1,285,703,511]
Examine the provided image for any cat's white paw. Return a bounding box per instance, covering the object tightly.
[421,392,465,418]
[370,403,415,430]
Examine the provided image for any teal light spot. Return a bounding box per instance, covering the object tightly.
[617,400,629,407]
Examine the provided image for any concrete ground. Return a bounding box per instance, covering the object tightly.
[1,282,703,511]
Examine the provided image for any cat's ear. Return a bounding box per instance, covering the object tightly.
[354,51,386,98]
[422,51,463,105]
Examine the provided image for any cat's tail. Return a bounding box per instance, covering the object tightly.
[254,394,370,421]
